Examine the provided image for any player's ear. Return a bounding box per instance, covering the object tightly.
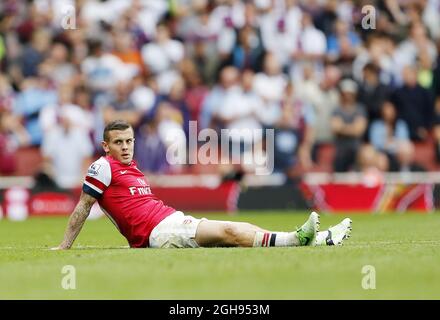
[101,140,109,153]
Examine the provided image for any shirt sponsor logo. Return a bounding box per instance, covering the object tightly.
[120,170,127,174]
[128,186,152,195]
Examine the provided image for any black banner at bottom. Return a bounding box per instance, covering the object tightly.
[0,300,437,318]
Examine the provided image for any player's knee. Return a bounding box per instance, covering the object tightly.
[222,223,241,246]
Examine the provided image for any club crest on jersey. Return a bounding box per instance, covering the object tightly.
[88,163,101,176]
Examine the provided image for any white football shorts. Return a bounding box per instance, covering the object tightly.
[149,211,206,248]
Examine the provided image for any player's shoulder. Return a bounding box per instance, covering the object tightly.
[87,156,112,178]
[84,156,113,195]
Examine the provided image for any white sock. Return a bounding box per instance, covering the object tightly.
[253,231,300,247]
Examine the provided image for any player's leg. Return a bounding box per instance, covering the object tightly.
[194,212,320,247]
[194,220,265,247]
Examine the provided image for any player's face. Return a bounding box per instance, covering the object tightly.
[102,128,135,165]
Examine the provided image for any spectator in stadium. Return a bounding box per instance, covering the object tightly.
[356,144,387,186]
[73,86,95,131]
[352,34,399,86]
[190,38,219,86]
[212,0,252,67]
[379,34,405,86]
[134,119,170,174]
[391,65,434,141]
[258,0,299,70]
[14,76,57,146]
[179,59,209,124]
[145,78,188,171]
[0,108,30,175]
[129,74,157,117]
[331,79,368,172]
[141,21,184,90]
[20,29,51,78]
[313,0,338,37]
[369,100,412,171]
[273,81,315,173]
[101,81,144,128]
[296,64,341,159]
[289,12,327,82]
[416,50,435,90]
[329,31,359,78]
[199,66,240,130]
[358,63,392,123]
[379,0,410,27]
[397,22,437,71]
[215,68,264,161]
[129,76,169,174]
[81,39,138,96]
[151,76,190,137]
[111,31,144,72]
[176,1,222,85]
[326,19,361,63]
[0,75,14,112]
[41,107,94,189]
[38,41,77,87]
[226,23,264,72]
[254,52,287,104]
[39,83,93,136]
[395,140,426,173]
[420,0,440,41]
[52,120,352,250]
[65,27,89,68]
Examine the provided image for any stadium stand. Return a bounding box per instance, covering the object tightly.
[1,0,440,213]
[14,147,43,176]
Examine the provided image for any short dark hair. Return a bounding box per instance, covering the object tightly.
[363,62,380,75]
[103,120,132,142]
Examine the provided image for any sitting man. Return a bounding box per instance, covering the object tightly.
[53,120,352,250]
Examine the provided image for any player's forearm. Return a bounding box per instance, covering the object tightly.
[59,202,91,249]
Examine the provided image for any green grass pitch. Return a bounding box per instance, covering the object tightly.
[0,212,439,299]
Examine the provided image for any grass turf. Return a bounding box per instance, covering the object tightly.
[0,211,439,299]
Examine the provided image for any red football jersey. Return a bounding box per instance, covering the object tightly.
[82,155,175,247]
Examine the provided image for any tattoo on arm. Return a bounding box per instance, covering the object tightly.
[60,193,96,249]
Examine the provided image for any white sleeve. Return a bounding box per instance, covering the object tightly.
[82,157,112,198]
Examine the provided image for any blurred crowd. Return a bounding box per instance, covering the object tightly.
[2,0,440,188]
